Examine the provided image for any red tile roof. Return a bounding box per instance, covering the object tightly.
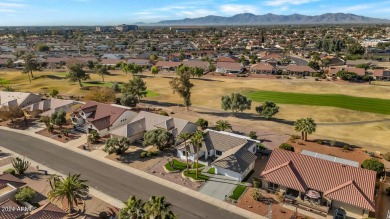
[0,173,26,188]
[155,61,181,68]
[328,67,366,76]
[80,101,128,130]
[25,202,67,219]
[286,65,317,73]
[251,63,275,71]
[217,57,236,62]
[216,62,242,71]
[0,199,25,219]
[260,149,376,211]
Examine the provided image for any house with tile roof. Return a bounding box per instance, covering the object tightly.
[71,101,137,136]
[155,61,181,71]
[23,98,77,118]
[259,149,376,219]
[110,111,197,143]
[176,129,259,181]
[216,62,243,74]
[0,92,41,108]
[250,63,277,74]
[372,69,390,80]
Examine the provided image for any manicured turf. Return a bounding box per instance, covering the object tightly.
[0,78,10,85]
[146,90,160,97]
[81,81,113,87]
[192,162,205,169]
[207,167,215,174]
[245,90,390,115]
[164,159,187,171]
[229,185,247,200]
[183,170,210,181]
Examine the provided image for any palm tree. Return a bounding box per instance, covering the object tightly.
[191,131,204,178]
[48,173,89,213]
[294,118,305,140]
[119,195,145,219]
[177,133,193,174]
[144,196,176,219]
[294,118,317,141]
[303,118,317,141]
[215,120,232,132]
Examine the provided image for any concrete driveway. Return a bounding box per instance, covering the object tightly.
[199,174,239,200]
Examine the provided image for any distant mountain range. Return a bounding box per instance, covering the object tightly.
[155,13,390,25]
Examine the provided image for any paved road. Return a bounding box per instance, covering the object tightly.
[0,130,246,219]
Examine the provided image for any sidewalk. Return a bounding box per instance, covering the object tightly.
[0,126,264,219]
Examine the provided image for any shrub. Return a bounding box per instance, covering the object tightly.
[383,152,390,162]
[152,151,159,156]
[298,141,304,145]
[140,152,147,158]
[257,143,267,151]
[12,157,31,175]
[291,135,300,139]
[15,187,36,203]
[159,111,169,116]
[330,140,336,147]
[316,140,323,145]
[253,179,261,188]
[251,189,262,201]
[195,118,209,130]
[99,211,109,219]
[3,168,15,175]
[279,143,295,152]
[146,152,152,157]
[343,145,351,151]
[88,130,100,144]
[49,89,59,97]
[362,158,384,176]
[249,131,257,140]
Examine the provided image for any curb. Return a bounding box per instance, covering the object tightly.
[0,126,264,219]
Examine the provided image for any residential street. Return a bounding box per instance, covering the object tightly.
[0,129,246,219]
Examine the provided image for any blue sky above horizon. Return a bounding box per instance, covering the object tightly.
[1,0,390,26]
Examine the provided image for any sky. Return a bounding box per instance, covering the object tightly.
[1,0,390,26]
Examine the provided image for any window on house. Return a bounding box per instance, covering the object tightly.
[268,182,279,190]
[216,150,222,156]
[253,146,256,153]
[182,151,187,156]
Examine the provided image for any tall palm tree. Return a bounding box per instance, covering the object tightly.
[191,131,204,178]
[177,133,193,174]
[48,173,89,213]
[294,118,305,140]
[119,195,145,219]
[144,196,176,219]
[215,120,233,132]
[303,118,317,141]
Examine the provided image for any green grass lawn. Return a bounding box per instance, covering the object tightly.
[146,90,160,97]
[183,169,210,181]
[0,78,10,85]
[245,90,390,115]
[207,167,215,174]
[191,162,205,169]
[81,81,113,87]
[229,185,247,200]
[164,159,188,172]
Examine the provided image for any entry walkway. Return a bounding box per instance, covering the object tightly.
[199,173,240,200]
